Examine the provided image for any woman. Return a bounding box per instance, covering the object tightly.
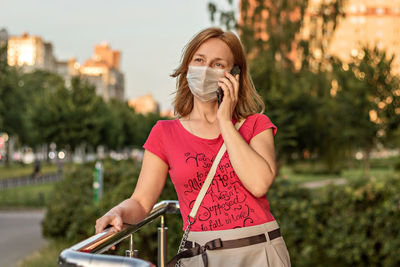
[95,27,291,267]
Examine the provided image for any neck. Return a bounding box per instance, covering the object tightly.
[189,98,219,124]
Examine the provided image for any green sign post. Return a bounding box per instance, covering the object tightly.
[93,161,104,203]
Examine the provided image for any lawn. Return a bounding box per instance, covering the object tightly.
[18,241,71,267]
[278,160,398,185]
[0,183,55,208]
[0,162,59,180]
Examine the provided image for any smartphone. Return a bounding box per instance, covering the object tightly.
[217,65,240,106]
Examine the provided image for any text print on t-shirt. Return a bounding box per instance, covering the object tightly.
[183,151,255,231]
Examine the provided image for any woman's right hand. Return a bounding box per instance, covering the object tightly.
[95,210,123,234]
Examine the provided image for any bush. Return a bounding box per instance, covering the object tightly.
[42,159,181,263]
[269,174,400,267]
[369,156,399,169]
[395,160,400,171]
[43,159,400,266]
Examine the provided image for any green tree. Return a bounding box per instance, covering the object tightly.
[100,100,126,150]
[0,65,29,165]
[331,47,400,176]
[99,101,168,151]
[21,70,66,147]
[130,112,168,148]
[34,76,107,156]
[209,0,347,172]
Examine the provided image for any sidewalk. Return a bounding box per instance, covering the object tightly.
[300,178,347,189]
[0,209,47,267]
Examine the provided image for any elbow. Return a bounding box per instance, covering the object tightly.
[250,174,275,198]
[251,189,268,198]
[251,184,270,198]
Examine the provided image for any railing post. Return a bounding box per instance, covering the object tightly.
[125,234,138,258]
[158,215,168,267]
[59,201,179,267]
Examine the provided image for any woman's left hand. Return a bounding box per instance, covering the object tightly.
[216,71,239,123]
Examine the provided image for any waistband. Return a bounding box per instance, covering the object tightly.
[187,220,280,244]
[167,221,281,267]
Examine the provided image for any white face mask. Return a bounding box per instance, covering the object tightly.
[186,65,226,102]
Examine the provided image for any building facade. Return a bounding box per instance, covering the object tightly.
[56,57,80,88]
[7,32,57,72]
[128,94,160,114]
[80,43,124,101]
[325,0,400,74]
[5,31,125,102]
[241,0,400,73]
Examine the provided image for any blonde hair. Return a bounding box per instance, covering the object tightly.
[171,27,265,120]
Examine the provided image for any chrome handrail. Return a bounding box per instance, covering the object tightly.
[58,200,180,267]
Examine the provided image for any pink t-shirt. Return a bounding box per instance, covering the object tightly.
[143,113,277,231]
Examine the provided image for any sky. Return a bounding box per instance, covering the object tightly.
[1,0,239,111]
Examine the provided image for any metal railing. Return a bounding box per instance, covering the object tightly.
[58,200,180,267]
[0,172,62,190]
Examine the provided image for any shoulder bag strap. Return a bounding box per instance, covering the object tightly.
[188,119,246,220]
[174,119,246,266]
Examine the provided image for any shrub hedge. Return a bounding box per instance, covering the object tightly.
[42,159,181,261]
[42,160,400,266]
[269,176,400,267]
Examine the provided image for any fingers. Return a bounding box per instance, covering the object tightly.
[218,72,239,104]
[95,214,123,234]
[218,79,231,100]
[95,217,109,234]
[113,216,123,232]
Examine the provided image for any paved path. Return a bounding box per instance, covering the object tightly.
[300,178,347,189]
[0,210,48,267]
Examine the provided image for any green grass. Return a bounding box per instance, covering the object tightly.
[0,163,59,180]
[278,165,338,184]
[18,240,71,267]
[342,168,397,181]
[0,183,55,207]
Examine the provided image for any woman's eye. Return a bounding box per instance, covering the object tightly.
[194,58,203,62]
[215,63,225,68]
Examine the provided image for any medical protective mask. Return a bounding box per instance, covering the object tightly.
[186,65,226,102]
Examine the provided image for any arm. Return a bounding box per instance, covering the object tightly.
[219,121,276,197]
[95,150,168,233]
[217,72,276,198]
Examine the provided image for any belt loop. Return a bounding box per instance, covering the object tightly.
[265,232,271,243]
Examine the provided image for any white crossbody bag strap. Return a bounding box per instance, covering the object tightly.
[189,119,246,219]
[175,119,247,266]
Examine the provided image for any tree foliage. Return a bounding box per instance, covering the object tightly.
[331,47,400,173]
[208,0,399,173]
[0,65,169,161]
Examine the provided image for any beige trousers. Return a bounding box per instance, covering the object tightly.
[180,220,291,267]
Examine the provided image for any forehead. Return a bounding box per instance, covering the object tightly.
[194,38,234,63]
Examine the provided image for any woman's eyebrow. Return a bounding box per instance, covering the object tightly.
[214,57,228,62]
[194,53,228,62]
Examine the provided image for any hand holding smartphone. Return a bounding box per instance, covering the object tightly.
[217,65,240,106]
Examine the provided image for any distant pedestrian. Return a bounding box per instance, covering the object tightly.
[32,159,41,178]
